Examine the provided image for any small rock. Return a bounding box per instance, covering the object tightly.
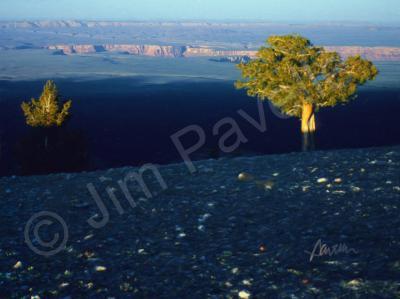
[84,234,94,240]
[225,281,233,287]
[231,267,239,274]
[332,190,346,195]
[238,173,253,182]
[334,178,342,183]
[238,290,251,299]
[346,279,362,289]
[177,232,186,238]
[242,279,252,286]
[95,266,107,272]
[13,261,22,269]
[263,181,274,190]
[59,282,70,288]
[317,178,328,183]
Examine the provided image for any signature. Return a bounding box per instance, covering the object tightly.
[305,239,358,262]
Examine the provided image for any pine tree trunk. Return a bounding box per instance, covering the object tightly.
[301,102,316,151]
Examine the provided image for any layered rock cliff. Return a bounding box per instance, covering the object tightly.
[48,44,187,57]
[46,44,400,61]
[103,44,187,57]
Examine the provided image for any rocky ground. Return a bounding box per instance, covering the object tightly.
[0,146,399,298]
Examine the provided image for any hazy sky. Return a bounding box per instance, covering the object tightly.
[0,0,399,23]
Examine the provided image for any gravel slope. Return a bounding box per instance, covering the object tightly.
[1,146,400,298]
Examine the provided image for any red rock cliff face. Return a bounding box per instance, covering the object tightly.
[48,45,99,54]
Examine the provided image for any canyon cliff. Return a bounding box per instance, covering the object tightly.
[46,44,400,61]
[48,44,187,57]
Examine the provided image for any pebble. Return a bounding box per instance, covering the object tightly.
[242,279,252,286]
[84,234,94,240]
[231,267,239,274]
[13,261,22,269]
[346,279,362,289]
[59,282,70,288]
[332,190,346,195]
[317,178,328,183]
[238,173,253,182]
[95,266,107,272]
[351,186,361,192]
[263,181,274,190]
[238,290,251,299]
[225,281,233,287]
[177,232,186,238]
[334,178,342,183]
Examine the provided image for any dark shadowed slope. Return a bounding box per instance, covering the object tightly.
[1,145,399,298]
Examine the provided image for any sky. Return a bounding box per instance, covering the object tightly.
[0,0,399,24]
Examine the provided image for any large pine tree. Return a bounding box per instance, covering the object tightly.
[235,35,378,151]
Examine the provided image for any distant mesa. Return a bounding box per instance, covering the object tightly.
[44,44,400,61]
[47,44,187,57]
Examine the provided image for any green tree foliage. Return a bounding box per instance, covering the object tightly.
[235,35,378,150]
[21,80,72,128]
